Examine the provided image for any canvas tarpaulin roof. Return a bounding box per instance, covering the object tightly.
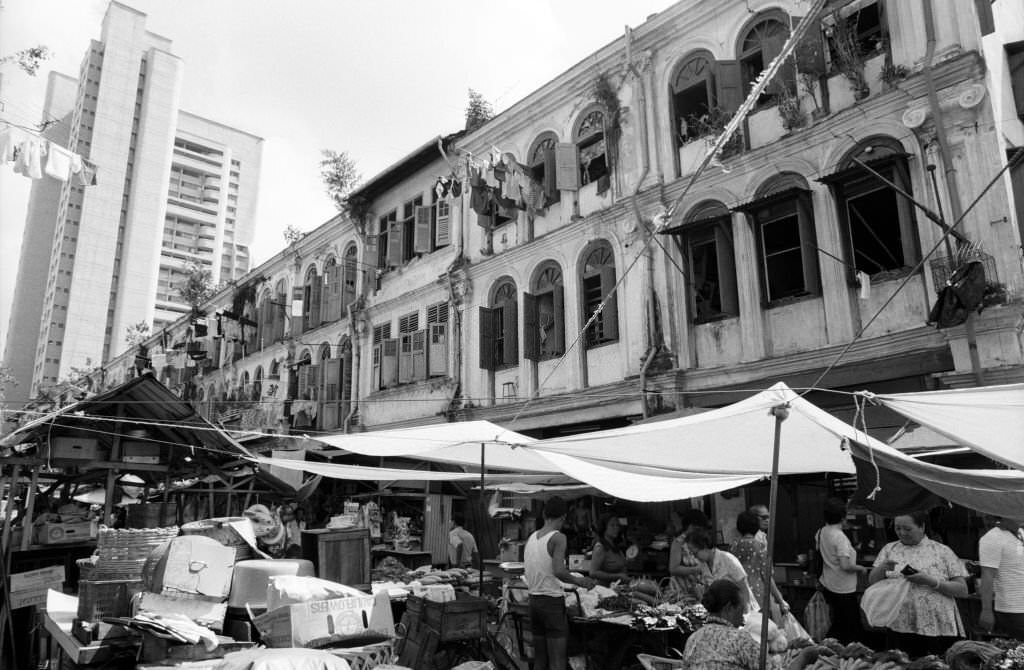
[866,383,1024,471]
[847,439,1024,518]
[251,456,572,484]
[522,382,860,476]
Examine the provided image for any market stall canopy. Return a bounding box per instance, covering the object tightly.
[848,438,1024,518]
[251,456,572,484]
[309,420,559,473]
[865,383,1024,471]
[521,382,860,476]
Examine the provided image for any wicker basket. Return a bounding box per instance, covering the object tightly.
[76,557,98,581]
[96,526,179,559]
[328,641,395,670]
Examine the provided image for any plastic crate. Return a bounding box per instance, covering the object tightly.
[76,578,143,621]
[329,641,395,670]
[410,592,488,642]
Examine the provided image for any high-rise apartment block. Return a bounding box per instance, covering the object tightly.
[2,2,262,403]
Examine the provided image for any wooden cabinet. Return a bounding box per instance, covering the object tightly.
[301,528,371,590]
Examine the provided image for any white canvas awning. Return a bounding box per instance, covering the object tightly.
[867,383,1024,471]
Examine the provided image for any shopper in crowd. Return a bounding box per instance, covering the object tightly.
[869,511,968,657]
[590,513,630,587]
[978,515,1024,639]
[731,510,789,621]
[682,579,826,670]
[669,509,713,602]
[749,504,770,547]
[448,513,478,568]
[817,498,867,644]
[524,496,595,670]
[687,527,752,603]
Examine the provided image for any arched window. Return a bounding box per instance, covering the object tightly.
[674,201,739,322]
[273,279,288,342]
[821,136,917,278]
[241,370,250,401]
[671,51,716,147]
[575,108,608,186]
[321,257,341,322]
[257,288,273,348]
[343,244,358,315]
[581,242,619,347]
[528,132,559,206]
[319,343,332,362]
[735,172,820,303]
[738,16,794,105]
[302,265,321,332]
[269,359,280,379]
[524,263,565,361]
[253,366,263,401]
[479,280,518,370]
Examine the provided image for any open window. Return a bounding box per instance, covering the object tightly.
[825,0,886,67]
[376,210,396,270]
[581,242,619,348]
[574,108,608,187]
[342,244,358,316]
[479,280,518,370]
[524,263,565,361]
[670,201,739,323]
[371,322,395,391]
[738,14,794,106]
[302,265,321,333]
[400,196,424,262]
[671,51,716,147]
[528,132,559,207]
[320,258,341,322]
[252,366,263,401]
[735,174,820,305]
[819,136,917,280]
[427,301,449,377]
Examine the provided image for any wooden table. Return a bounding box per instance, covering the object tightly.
[42,590,137,667]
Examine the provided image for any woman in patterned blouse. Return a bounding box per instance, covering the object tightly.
[682,580,824,670]
[868,511,969,658]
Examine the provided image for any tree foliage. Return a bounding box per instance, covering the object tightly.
[124,320,151,347]
[0,46,51,76]
[465,88,493,132]
[177,263,216,311]
[320,150,361,213]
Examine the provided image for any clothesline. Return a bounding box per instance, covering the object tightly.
[0,120,98,185]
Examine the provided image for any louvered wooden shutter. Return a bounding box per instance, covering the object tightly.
[322,358,342,430]
[428,322,447,377]
[435,201,451,247]
[599,266,619,341]
[552,283,565,354]
[320,272,331,323]
[503,299,518,367]
[309,277,322,328]
[478,306,497,371]
[414,206,432,253]
[297,365,309,400]
[342,346,353,408]
[273,292,286,342]
[371,344,382,391]
[523,292,540,362]
[398,333,413,384]
[543,148,557,204]
[715,60,744,114]
[381,338,399,388]
[259,295,273,347]
[555,143,580,191]
[307,363,322,402]
[387,220,403,266]
[412,329,427,381]
[794,19,825,75]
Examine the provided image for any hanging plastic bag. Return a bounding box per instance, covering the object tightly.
[860,578,911,629]
[781,611,813,644]
[803,590,831,642]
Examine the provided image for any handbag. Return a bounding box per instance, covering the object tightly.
[803,590,831,642]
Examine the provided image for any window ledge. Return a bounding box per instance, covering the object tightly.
[585,339,619,351]
[371,376,454,397]
[765,293,819,309]
[849,267,918,286]
[693,313,740,325]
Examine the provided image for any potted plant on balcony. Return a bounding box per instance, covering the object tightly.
[826,10,870,100]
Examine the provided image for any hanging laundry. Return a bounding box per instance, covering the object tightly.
[69,152,83,176]
[13,137,46,179]
[503,162,523,208]
[0,126,29,164]
[450,178,463,198]
[45,141,74,181]
[77,158,98,186]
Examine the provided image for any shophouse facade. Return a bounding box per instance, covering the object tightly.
[84,0,1022,445]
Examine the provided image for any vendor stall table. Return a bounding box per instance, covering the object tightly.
[371,547,432,570]
[43,589,137,668]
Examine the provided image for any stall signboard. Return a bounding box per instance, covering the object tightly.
[254,591,394,649]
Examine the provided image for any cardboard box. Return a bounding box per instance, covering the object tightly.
[254,591,394,649]
[122,440,161,464]
[11,565,67,592]
[10,587,56,610]
[36,521,93,545]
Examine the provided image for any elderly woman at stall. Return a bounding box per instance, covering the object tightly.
[590,513,630,587]
[687,528,752,598]
[731,510,790,621]
[682,579,825,670]
[668,509,713,602]
[868,511,968,658]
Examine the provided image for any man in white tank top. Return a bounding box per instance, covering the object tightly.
[524,496,595,670]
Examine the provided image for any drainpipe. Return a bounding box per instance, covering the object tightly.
[922,0,985,385]
[342,298,361,433]
[639,345,659,418]
[443,154,468,420]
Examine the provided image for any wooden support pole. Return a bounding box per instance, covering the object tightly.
[20,470,39,551]
[759,406,788,670]
[1,465,22,553]
[104,403,126,524]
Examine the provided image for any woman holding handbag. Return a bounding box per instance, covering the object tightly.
[817,498,868,643]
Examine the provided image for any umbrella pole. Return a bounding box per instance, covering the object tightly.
[759,405,789,670]
[480,443,485,597]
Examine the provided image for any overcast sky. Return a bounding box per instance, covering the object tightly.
[0,0,675,349]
